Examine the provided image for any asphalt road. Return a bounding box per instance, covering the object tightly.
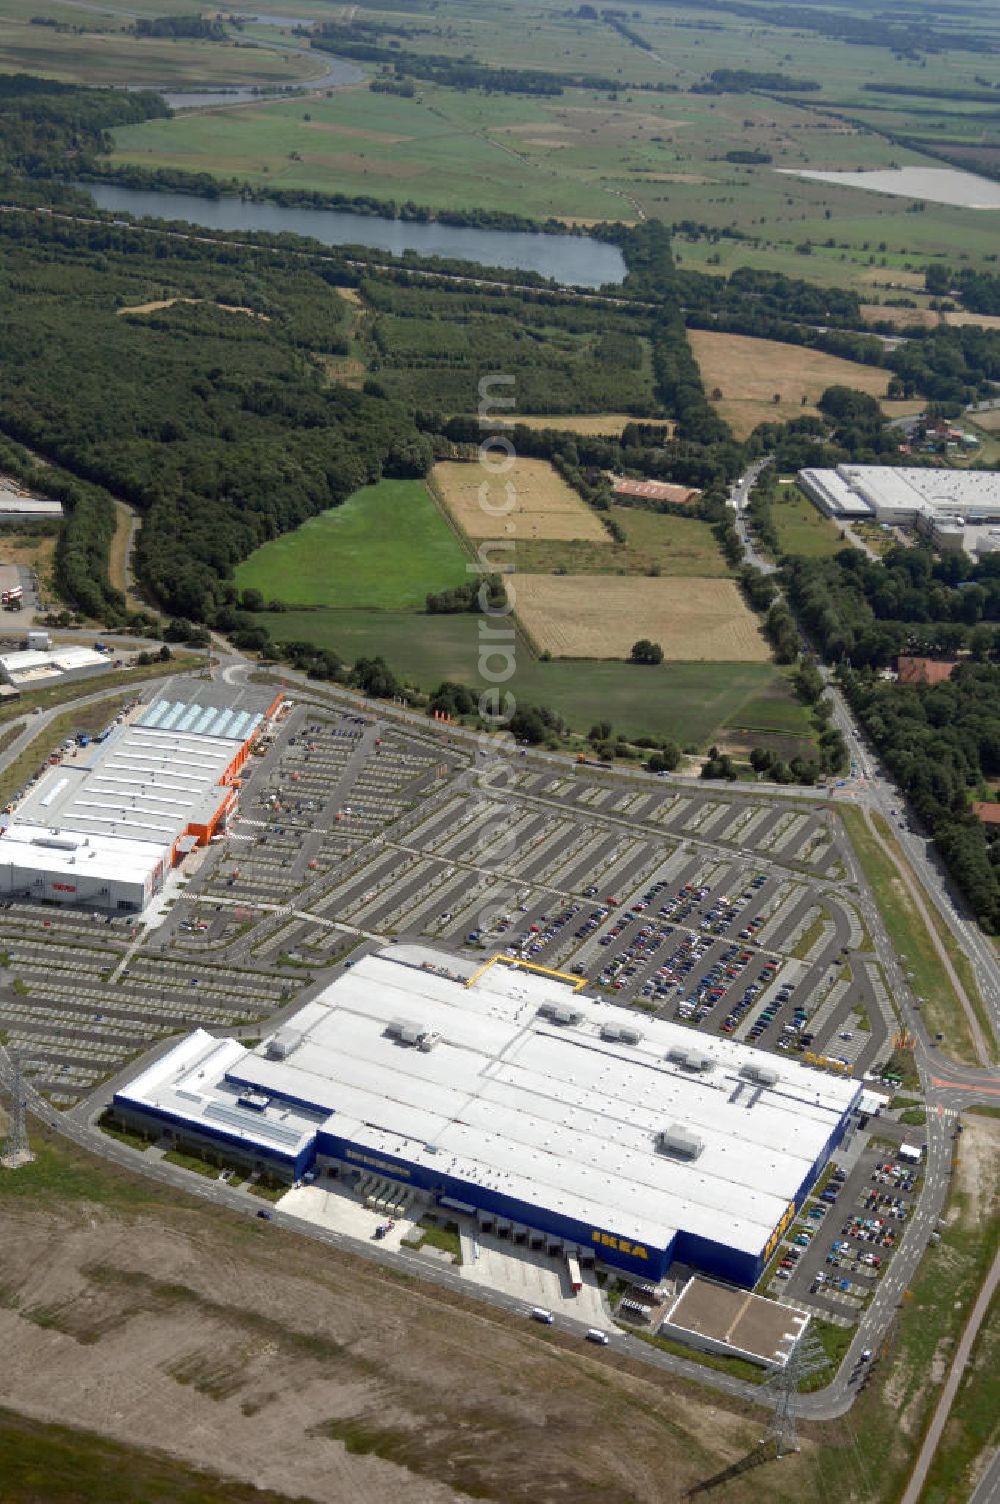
[898,1243,1000,1504]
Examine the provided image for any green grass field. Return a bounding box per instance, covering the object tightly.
[234,480,469,610]
[264,605,793,745]
[772,487,846,559]
[516,507,731,577]
[838,805,992,1062]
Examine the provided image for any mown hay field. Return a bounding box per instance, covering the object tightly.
[511,413,671,437]
[514,575,770,661]
[432,459,608,542]
[688,329,893,439]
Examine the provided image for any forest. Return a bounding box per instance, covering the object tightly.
[0,212,426,622]
[842,665,1000,931]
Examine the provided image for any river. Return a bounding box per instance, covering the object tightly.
[78,182,628,287]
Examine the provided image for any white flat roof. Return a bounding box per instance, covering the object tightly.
[0,821,165,886]
[119,1029,325,1158]
[12,717,239,847]
[803,465,1000,523]
[0,492,62,515]
[799,469,874,518]
[120,953,860,1257]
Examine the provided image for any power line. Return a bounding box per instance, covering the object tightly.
[760,1328,831,1457]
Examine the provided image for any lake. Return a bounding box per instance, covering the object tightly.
[77,182,628,287]
[776,165,1000,211]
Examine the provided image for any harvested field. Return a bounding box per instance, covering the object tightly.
[512,414,669,437]
[971,408,1000,432]
[860,303,938,329]
[514,575,770,661]
[688,330,892,439]
[432,459,608,543]
[944,310,1000,332]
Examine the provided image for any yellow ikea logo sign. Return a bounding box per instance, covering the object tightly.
[592,1231,649,1260]
[762,1200,798,1261]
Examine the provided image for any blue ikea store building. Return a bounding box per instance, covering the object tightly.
[113,951,863,1289]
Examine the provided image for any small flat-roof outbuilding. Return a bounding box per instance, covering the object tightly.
[661,1275,809,1367]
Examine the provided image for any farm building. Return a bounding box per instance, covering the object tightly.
[610,477,701,505]
[897,656,959,687]
[0,682,281,911]
[113,950,861,1286]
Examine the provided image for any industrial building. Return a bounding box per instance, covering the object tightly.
[799,465,1000,556]
[0,486,63,524]
[0,644,108,691]
[0,682,281,911]
[113,950,861,1286]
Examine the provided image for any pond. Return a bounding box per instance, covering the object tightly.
[78,181,628,287]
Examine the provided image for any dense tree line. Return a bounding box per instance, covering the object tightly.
[783,548,1000,670]
[310,25,679,95]
[0,214,429,622]
[696,69,820,93]
[0,73,168,175]
[842,664,1000,930]
[926,263,1000,318]
[886,324,1000,406]
[134,16,227,39]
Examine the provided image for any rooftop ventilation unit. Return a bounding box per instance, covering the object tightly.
[538,1003,584,1026]
[266,1028,302,1061]
[667,1045,714,1073]
[601,1023,643,1046]
[740,1062,779,1088]
[386,1018,439,1049]
[656,1124,704,1160]
[236,1089,271,1113]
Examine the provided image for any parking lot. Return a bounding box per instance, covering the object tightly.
[761,1138,926,1323]
[0,689,897,1110]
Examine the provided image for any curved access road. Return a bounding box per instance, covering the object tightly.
[898,1244,1000,1504]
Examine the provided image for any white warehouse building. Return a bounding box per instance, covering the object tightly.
[113,949,862,1287]
[0,682,282,911]
[799,465,1000,554]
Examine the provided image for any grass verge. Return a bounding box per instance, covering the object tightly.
[838,806,985,1065]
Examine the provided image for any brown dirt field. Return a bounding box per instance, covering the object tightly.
[951,1112,1000,1229]
[0,1135,830,1504]
[970,408,1000,432]
[689,329,893,440]
[116,298,269,321]
[0,529,58,600]
[336,287,364,308]
[944,310,1000,332]
[882,399,927,420]
[860,269,926,289]
[514,575,770,661]
[860,303,938,329]
[513,414,671,437]
[432,459,609,543]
